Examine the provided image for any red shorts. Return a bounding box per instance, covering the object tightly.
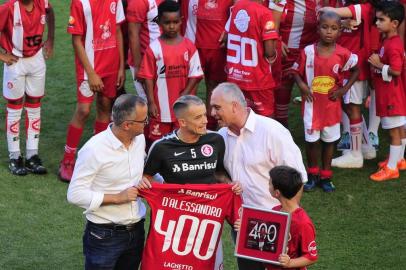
[145,118,179,142]
[198,48,227,82]
[77,74,117,104]
[242,88,275,117]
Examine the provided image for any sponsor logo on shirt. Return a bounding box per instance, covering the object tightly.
[201,144,213,157]
[264,21,275,32]
[163,262,193,269]
[311,76,335,94]
[68,16,75,27]
[178,188,218,200]
[234,9,250,33]
[110,2,116,14]
[172,161,217,172]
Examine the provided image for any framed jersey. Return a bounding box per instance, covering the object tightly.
[235,205,291,265]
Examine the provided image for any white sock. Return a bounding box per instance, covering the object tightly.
[388,145,402,169]
[368,89,380,135]
[342,111,350,134]
[6,104,23,158]
[400,138,406,161]
[25,103,41,157]
[350,119,362,155]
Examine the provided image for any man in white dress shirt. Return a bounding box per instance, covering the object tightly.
[210,82,307,270]
[67,94,148,270]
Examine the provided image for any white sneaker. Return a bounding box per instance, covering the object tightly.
[362,144,377,160]
[332,152,363,168]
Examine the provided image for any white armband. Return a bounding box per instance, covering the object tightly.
[382,65,392,82]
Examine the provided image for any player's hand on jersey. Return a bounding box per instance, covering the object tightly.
[329,87,345,101]
[368,54,383,69]
[0,53,18,66]
[148,102,159,118]
[138,176,152,189]
[233,219,241,232]
[117,186,139,204]
[88,72,104,92]
[116,67,125,89]
[278,254,291,267]
[281,42,289,58]
[231,181,243,195]
[300,86,314,103]
[43,39,54,59]
[218,31,227,48]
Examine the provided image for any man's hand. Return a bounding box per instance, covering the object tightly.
[233,218,241,232]
[278,254,291,267]
[116,186,139,204]
[341,19,359,31]
[218,31,227,48]
[300,85,314,103]
[148,102,159,118]
[138,176,152,189]
[0,53,18,66]
[329,87,345,101]
[116,68,125,89]
[281,41,289,58]
[231,181,243,195]
[368,53,383,70]
[43,39,54,59]
[88,72,104,92]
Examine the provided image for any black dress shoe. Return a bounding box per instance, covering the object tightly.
[9,156,28,176]
[25,155,47,174]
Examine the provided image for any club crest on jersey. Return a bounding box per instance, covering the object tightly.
[205,0,218,9]
[110,2,116,14]
[100,20,112,40]
[184,51,189,61]
[308,241,318,257]
[40,15,46,25]
[234,10,250,33]
[201,144,214,157]
[333,64,340,74]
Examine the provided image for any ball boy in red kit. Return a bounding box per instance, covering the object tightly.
[59,0,125,182]
[0,0,54,176]
[368,1,406,181]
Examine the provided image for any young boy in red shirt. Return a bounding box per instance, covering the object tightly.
[368,1,406,181]
[59,0,125,182]
[0,0,54,176]
[137,0,203,145]
[292,11,359,192]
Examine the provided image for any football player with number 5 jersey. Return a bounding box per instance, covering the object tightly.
[0,0,54,176]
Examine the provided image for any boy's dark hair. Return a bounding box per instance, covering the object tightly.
[376,1,405,25]
[158,0,180,20]
[269,166,303,199]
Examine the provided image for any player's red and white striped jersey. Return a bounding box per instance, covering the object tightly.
[137,38,203,122]
[0,0,50,57]
[225,0,279,91]
[139,183,242,270]
[279,0,321,50]
[181,0,233,49]
[67,0,125,79]
[292,44,358,130]
[126,0,163,67]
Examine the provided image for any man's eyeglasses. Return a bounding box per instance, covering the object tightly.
[125,117,149,125]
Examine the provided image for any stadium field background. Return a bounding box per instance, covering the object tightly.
[0,1,405,269]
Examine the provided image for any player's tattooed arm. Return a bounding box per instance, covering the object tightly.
[116,25,125,89]
[72,35,104,92]
[43,5,55,59]
[128,22,142,77]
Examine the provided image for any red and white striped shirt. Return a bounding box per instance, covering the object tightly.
[67,0,125,79]
[0,0,50,57]
[126,0,163,66]
[279,0,321,49]
[137,38,203,122]
[181,0,233,49]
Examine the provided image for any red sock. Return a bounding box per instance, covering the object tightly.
[64,124,83,160]
[94,121,109,134]
[320,170,333,180]
[307,167,320,175]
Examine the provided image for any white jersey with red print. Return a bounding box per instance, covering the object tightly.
[0,0,50,57]
[137,38,203,123]
[266,206,318,270]
[226,0,279,91]
[280,0,321,50]
[67,0,125,79]
[139,183,242,270]
[292,44,358,130]
[126,0,163,67]
[181,0,233,49]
